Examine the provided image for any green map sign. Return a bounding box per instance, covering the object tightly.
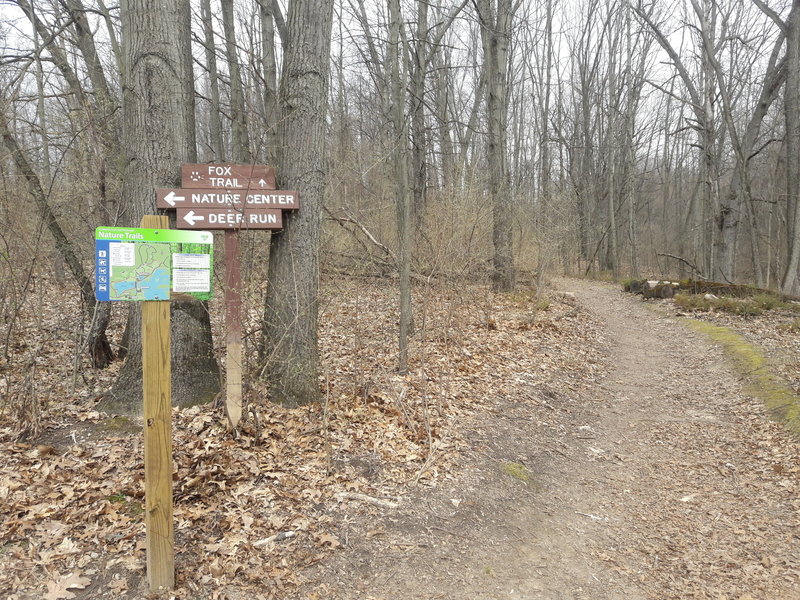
[95,227,213,301]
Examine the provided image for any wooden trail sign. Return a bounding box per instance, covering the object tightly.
[176,207,283,230]
[156,188,299,210]
[94,220,216,590]
[141,214,174,590]
[155,163,299,430]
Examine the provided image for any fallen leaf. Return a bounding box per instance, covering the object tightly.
[44,572,91,600]
[316,533,341,548]
[107,578,128,593]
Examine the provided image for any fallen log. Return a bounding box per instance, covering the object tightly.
[678,279,799,301]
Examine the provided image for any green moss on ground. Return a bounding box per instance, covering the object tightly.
[108,492,144,518]
[681,318,800,437]
[507,289,551,312]
[501,461,530,481]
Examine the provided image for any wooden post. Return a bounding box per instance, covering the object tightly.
[224,229,243,428]
[140,215,174,590]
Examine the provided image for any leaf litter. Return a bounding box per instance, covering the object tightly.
[0,275,597,598]
[1,275,799,599]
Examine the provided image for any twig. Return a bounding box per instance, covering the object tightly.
[413,446,439,484]
[324,206,396,262]
[576,511,606,521]
[253,530,296,548]
[334,491,400,509]
[655,253,707,279]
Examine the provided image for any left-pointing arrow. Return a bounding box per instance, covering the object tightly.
[183,210,204,226]
[164,191,185,206]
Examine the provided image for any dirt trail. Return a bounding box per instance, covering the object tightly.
[303,280,800,600]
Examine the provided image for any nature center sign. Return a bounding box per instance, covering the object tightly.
[156,188,299,209]
[94,227,213,301]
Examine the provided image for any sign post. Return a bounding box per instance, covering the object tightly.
[224,230,243,427]
[159,163,300,429]
[140,214,174,590]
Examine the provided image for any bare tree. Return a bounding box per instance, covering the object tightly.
[0,100,114,367]
[475,0,517,291]
[261,0,334,407]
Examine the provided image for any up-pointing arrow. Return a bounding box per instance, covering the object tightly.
[183,210,205,226]
[164,191,185,207]
[258,178,266,187]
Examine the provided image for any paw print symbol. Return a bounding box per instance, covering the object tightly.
[190,170,201,182]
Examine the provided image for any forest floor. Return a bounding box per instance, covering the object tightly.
[1,276,799,599]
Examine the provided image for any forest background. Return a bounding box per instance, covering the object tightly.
[1,0,800,413]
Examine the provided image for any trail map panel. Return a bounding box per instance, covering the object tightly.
[95,227,214,301]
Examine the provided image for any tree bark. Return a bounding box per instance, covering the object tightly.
[783,1,800,294]
[261,0,333,407]
[476,0,515,292]
[99,0,220,414]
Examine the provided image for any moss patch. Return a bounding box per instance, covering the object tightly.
[108,493,144,519]
[507,289,551,312]
[101,416,141,434]
[681,318,800,437]
[500,461,530,481]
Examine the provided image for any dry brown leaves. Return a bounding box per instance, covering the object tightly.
[0,275,598,599]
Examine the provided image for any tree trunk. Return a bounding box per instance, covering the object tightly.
[99,0,220,414]
[388,0,413,374]
[476,0,515,292]
[200,0,224,160]
[64,0,122,225]
[434,50,455,190]
[783,1,800,294]
[261,0,333,407]
[221,0,252,163]
[410,0,428,225]
[259,0,279,165]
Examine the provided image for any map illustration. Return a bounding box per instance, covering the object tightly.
[108,242,171,300]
